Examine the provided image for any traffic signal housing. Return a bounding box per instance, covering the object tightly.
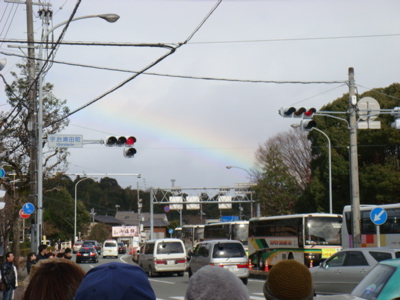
[391,107,400,129]
[301,119,317,131]
[105,136,137,158]
[279,107,316,118]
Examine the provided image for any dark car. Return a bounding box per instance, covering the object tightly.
[76,247,99,263]
[118,242,126,254]
[82,240,102,255]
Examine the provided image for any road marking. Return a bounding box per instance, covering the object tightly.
[149,279,176,284]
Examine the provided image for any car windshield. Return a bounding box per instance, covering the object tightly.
[156,242,184,254]
[212,243,246,258]
[351,264,396,299]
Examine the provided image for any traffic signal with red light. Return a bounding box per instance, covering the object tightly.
[279,107,316,118]
[105,136,137,158]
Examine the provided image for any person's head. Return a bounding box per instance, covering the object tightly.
[27,252,36,262]
[5,252,14,262]
[263,260,313,300]
[22,258,85,300]
[56,253,64,258]
[47,252,55,259]
[38,244,47,254]
[185,265,249,300]
[64,248,72,259]
[74,262,155,300]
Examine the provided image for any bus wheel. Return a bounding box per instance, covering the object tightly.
[288,253,294,260]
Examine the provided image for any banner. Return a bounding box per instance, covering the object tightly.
[112,226,138,237]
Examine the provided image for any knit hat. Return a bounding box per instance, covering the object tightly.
[74,262,155,300]
[263,260,313,300]
[185,265,249,300]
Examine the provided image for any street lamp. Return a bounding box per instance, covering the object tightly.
[74,177,97,242]
[291,124,332,214]
[225,166,258,217]
[36,13,120,251]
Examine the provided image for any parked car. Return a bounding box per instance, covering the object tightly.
[315,259,400,300]
[76,247,99,263]
[81,240,102,255]
[311,247,400,295]
[188,240,249,285]
[103,239,118,258]
[118,242,126,254]
[72,241,83,253]
[138,238,187,277]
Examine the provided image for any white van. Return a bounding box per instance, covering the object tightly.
[102,239,118,258]
[138,238,187,277]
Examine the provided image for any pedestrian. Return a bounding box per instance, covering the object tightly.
[1,252,17,300]
[57,238,62,252]
[263,260,314,300]
[64,248,72,260]
[74,262,156,300]
[26,252,37,275]
[185,265,249,300]
[22,258,85,300]
[36,244,48,261]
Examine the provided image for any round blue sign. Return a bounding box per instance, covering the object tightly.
[22,202,35,215]
[164,206,170,212]
[168,228,174,234]
[370,207,387,226]
[0,168,5,178]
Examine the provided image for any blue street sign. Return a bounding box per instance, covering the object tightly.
[370,207,387,226]
[168,229,174,234]
[0,168,5,178]
[22,202,35,215]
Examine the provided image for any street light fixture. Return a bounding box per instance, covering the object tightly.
[36,13,120,251]
[74,177,97,242]
[291,124,332,214]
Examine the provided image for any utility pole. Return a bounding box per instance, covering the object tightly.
[26,0,38,253]
[348,67,361,248]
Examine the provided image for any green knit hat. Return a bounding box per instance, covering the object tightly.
[263,260,313,300]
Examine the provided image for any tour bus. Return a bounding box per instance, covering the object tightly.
[179,224,204,251]
[203,221,249,249]
[248,213,342,269]
[342,203,400,248]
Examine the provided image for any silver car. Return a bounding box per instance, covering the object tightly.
[188,240,249,285]
[311,247,400,295]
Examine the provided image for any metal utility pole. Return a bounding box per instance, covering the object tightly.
[348,67,361,248]
[26,0,38,253]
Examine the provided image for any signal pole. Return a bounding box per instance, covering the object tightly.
[348,67,361,248]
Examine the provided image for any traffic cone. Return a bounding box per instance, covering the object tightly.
[309,260,313,268]
[248,258,253,270]
[264,259,269,272]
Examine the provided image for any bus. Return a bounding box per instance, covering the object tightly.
[342,203,400,248]
[203,221,249,247]
[179,224,204,251]
[248,213,342,268]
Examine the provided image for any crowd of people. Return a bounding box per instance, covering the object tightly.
[2,245,314,300]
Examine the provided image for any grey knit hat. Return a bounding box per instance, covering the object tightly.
[185,266,249,300]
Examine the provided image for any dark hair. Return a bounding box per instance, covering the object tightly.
[5,252,13,259]
[38,244,47,253]
[56,253,64,258]
[22,258,85,300]
[64,248,72,254]
[27,252,36,261]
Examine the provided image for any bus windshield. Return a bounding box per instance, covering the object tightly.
[305,217,342,246]
[232,224,249,245]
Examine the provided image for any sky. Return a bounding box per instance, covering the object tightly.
[1,0,400,192]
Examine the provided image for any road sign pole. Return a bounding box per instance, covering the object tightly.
[377,225,380,248]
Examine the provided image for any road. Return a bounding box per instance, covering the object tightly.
[76,254,267,300]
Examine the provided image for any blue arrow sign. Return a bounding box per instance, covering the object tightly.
[370,207,387,226]
[22,202,35,215]
[168,228,174,234]
[0,168,6,178]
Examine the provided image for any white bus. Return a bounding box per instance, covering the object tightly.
[203,221,249,247]
[342,203,400,248]
[178,224,204,251]
[248,213,342,268]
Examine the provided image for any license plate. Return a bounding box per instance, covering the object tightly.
[83,253,89,256]
[167,260,175,265]
[224,265,237,271]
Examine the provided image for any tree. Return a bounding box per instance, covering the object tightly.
[0,64,70,257]
[87,223,111,243]
[253,129,311,215]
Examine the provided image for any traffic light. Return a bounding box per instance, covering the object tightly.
[105,136,137,158]
[301,119,317,131]
[279,107,316,118]
[391,107,400,129]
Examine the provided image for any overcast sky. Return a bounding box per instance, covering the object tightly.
[1,0,399,191]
